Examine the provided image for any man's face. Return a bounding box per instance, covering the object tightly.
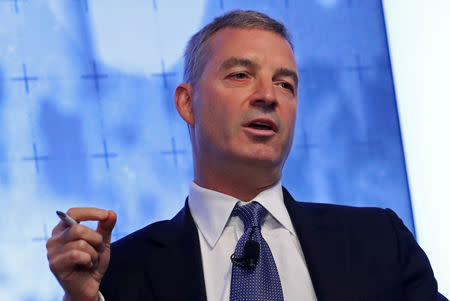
[191,27,298,169]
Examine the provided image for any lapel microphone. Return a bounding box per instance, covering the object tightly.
[230,240,260,268]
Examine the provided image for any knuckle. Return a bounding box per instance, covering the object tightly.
[48,258,60,273]
[68,249,80,261]
[45,238,53,250]
[48,261,56,272]
[71,224,85,238]
[75,239,88,250]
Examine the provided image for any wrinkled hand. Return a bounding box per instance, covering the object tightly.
[46,208,116,301]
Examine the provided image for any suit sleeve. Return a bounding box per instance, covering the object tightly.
[99,242,156,301]
[384,209,448,301]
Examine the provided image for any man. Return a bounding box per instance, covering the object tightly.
[46,10,446,301]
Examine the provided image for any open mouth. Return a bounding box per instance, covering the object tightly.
[248,121,274,131]
[243,119,278,136]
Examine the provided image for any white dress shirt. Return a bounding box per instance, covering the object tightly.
[98,181,317,301]
[189,181,317,301]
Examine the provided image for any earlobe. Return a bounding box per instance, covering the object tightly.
[174,83,195,126]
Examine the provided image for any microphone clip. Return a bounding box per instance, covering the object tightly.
[230,240,260,269]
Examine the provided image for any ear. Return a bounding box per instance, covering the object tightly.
[174,83,195,126]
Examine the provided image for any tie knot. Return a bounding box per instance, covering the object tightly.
[232,201,267,231]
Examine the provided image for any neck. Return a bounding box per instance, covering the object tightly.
[194,158,282,202]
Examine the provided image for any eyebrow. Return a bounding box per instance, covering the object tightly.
[219,57,258,71]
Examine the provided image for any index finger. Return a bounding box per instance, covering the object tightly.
[66,207,109,222]
[51,207,110,237]
[51,207,108,236]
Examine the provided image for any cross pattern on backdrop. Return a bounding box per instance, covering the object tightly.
[152,60,177,91]
[22,143,49,173]
[81,60,109,98]
[92,139,118,170]
[161,137,187,167]
[10,64,38,95]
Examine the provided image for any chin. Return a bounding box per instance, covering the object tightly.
[238,149,283,167]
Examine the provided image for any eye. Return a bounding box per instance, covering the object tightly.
[229,72,248,80]
[277,81,294,93]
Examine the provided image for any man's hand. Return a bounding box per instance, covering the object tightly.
[46,208,117,301]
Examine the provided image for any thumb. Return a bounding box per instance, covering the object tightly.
[97,210,117,244]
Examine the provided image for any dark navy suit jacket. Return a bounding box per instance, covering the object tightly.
[100,188,447,301]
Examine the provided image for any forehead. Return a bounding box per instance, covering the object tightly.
[203,27,297,71]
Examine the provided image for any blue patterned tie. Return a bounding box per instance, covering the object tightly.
[230,201,284,301]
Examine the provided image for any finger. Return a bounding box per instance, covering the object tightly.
[65,240,100,267]
[66,207,108,223]
[97,210,117,244]
[48,239,100,266]
[49,249,94,275]
[52,221,71,236]
[59,224,105,251]
[51,208,108,236]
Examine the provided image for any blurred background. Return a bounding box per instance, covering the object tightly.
[0,0,448,299]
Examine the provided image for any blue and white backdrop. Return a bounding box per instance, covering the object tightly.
[0,0,426,299]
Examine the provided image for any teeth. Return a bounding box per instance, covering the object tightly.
[253,122,268,126]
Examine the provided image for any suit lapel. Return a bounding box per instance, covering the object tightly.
[283,188,353,301]
[145,189,354,300]
[146,200,207,301]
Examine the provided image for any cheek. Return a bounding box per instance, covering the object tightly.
[196,88,236,144]
[282,102,297,126]
[289,108,297,131]
[282,104,298,143]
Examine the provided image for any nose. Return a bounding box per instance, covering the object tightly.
[250,78,278,111]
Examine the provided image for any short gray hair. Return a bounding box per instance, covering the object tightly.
[183,10,293,86]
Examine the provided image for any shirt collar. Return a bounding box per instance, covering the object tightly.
[188,181,296,248]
